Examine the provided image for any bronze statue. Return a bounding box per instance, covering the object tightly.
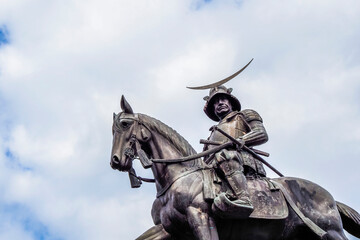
[110,60,360,240]
[201,84,268,218]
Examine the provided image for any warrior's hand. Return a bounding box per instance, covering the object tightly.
[235,137,245,149]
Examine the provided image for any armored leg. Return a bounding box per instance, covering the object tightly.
[222,169,252,206]
[217,159,253,208]
[212,150,254,218]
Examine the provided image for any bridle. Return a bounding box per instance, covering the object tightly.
[113,113,230,192]
[114,114,155,184]
[124,135,136,160]
[115,114,235,163]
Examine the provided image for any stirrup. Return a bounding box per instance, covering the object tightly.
[231,197,253,207]
[212,193,254,219]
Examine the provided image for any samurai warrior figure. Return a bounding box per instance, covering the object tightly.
[189,59,268,217]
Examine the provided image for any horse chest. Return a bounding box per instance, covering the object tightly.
[161,180,200,212]
[159,175,205,229]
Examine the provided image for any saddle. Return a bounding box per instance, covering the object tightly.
[247,178,288,219]
[203,170,289,220]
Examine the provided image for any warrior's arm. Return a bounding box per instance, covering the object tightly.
[242,120,268,147]
[240,109,268,147]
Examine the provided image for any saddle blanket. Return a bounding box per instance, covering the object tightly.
[247,178,288,219]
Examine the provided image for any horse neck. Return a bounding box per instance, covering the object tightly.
[150,131,200,193]
[151,132,195,163]
[138,114,202,189]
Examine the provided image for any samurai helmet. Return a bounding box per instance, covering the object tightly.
[187,58,253,121]
[203,85,241,121]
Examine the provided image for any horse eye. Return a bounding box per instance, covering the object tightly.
[120,120,133,129]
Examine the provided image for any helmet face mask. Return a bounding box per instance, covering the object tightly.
[203,85,241,122]
[213,95,233,120]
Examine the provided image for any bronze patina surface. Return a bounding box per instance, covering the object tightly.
[110,61,360,239]
[110,96,360,240]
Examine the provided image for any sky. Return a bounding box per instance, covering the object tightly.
[0,0,360,239]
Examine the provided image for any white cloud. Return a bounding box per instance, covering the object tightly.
[1,0,360,239]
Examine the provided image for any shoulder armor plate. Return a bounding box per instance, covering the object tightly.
[240,109,263,123]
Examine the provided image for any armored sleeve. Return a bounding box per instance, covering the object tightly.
[240,109,268,146]
[241,109,263,122]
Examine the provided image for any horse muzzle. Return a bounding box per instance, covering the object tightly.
[110,155,131,172]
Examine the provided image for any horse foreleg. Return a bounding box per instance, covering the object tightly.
[186,206,219,240]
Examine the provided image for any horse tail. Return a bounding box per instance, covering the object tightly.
[135,224,171,240]
[336,201,360,238]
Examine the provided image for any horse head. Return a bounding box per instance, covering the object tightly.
[110,95,151,172]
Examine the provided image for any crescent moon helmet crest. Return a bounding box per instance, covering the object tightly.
[187,59,253,122]
[186,58,253,90]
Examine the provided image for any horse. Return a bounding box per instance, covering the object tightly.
[110,96,360,240]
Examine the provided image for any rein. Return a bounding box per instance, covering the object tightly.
[121,114,232,166]
[119,115,233,197]
[119,114,222,191]
[151,142,233,163]
[156,165,212,198]
[126,133,218,185]
[129,170,155,183]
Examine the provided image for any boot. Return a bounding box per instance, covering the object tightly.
[213,171,254,219]
[226,171,253,208]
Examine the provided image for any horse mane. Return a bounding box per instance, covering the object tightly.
[138,113,197,158]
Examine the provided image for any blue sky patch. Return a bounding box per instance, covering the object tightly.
[192,0,213,10]
[0,95,13,139]
[0,96,31,171]
[5,148,14,159]
[4,148,33,171]
[0,25,9,46]
[1,204,63,240]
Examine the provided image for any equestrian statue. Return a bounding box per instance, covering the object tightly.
[110,59,360,240]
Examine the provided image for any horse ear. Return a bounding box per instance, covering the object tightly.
[120,95,134,114]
